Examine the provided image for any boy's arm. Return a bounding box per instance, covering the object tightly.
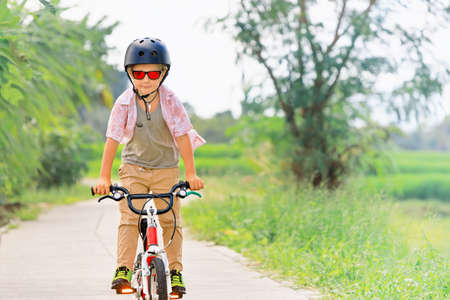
[175,133,204,190]
[94,137,119,195]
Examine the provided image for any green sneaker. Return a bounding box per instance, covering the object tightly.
[170,270,186,295]
[111,266,132,291]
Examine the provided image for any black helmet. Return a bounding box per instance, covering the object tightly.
[124,37,171,84]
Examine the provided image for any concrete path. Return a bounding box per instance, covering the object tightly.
[0,197,320,300]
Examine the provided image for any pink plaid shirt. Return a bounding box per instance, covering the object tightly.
[106,85,206,150]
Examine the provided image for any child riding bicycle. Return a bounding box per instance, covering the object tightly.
[92,37,205,296]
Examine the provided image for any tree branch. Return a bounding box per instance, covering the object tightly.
[323,0,377,103]
[254,47,301,138]
[298,0,320,69]
[325,0,348,56]
[296,20,306,86]
[240,0,301,138]
[298,0,326,99]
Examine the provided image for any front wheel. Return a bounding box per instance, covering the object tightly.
[148,257,168,300]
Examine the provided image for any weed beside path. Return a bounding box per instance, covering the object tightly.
[183,174,450,299]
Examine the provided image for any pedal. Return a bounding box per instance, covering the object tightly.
[170,291,184,299]
[116,287,136,294]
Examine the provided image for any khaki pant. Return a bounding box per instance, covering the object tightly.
[117,162,183,271]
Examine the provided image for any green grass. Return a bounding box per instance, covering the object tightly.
[361,174,450,201]
[362,151,450,201]
[390,151,450,174]
[390,199,450,254]
[1,183,92,225]
[85,143,259,179]
[183,174,449,299]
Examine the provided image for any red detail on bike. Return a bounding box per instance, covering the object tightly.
[147,255,156,265]
[146,226,158,249]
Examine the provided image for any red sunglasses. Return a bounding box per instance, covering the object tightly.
[132,70,162,80]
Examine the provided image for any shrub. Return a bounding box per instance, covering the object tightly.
[35,124,100,188]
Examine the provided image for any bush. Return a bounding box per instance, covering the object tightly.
[35,124,100,188]
[0,1,116,198]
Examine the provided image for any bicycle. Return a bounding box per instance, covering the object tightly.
[91,181,201,300]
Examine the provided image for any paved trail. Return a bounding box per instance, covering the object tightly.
[0,196,320,300]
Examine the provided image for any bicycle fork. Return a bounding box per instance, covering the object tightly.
[141,201,172,299]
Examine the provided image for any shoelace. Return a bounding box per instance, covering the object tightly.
[116,267,129,278]
[171,271,184,284]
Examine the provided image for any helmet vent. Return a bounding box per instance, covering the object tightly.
[151,50,158,56]
[151,39,155,43]
[139,40,144,43]
[138,51,145,56]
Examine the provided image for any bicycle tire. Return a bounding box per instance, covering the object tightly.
[148,257,168,300]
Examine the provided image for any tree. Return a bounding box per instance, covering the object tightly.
[191,110,238,144]
[207,0,450,187]
[0,0,117,197]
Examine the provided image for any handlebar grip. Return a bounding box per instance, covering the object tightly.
[186,191,202,198]
[91,187,95,196]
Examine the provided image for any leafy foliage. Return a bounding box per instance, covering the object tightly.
[0,0,117,198]
[35,122,99,187]
[206,0,450,187]
[188,109,239,144]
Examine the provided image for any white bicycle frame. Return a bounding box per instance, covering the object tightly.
[132,195,172,300]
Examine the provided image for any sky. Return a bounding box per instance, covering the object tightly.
[44,0,450,130]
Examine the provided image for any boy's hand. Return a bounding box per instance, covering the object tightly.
[93,177,112,195]
[186,174,204,190]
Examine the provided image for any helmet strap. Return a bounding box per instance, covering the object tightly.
[134,88,159,120]
[125,69,164,120]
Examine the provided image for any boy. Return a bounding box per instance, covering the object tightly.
[93,37,205,297]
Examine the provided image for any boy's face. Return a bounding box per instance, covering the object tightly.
[128,64,167,95]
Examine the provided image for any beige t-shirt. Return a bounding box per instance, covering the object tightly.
[121,98,179,168]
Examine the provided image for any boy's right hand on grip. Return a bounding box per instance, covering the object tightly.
[92,177,112,195]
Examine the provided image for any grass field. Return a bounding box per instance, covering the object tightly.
[4,143,448,298]
[85,143,260,179]
[183,175,449,299]
[362,151,450,201]
[392,199,449,253]
[179,148,450,298]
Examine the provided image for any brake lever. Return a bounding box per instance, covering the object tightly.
[176,187,202,199]
[91,185,124,202]
[97,195,111,203]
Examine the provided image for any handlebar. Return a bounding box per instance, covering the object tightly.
[91,181,201,215]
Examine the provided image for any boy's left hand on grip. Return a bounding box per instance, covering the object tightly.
[186,174,204,190]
